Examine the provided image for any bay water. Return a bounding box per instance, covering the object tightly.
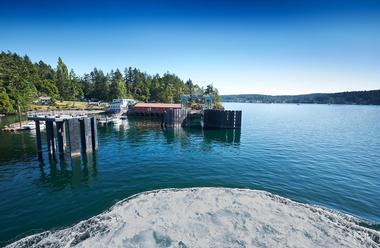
[0,103,379,245]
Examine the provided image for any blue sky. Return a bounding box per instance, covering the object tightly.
[1,0,379,95]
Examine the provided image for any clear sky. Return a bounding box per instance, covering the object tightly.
[1,0,379,95]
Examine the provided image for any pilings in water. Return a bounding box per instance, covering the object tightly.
[67,119,82,157]
[162,109,242,129]
[162,108,190,128]
[56,121,66,157]
[45,121,56,155]
[80,118,93,153]
[28,116,98,159]
[203,110,242,129]
[90,117,98,150]
[35,120,43,158]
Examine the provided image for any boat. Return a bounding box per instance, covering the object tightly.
[1,121,45,132]
[22,121,46,130]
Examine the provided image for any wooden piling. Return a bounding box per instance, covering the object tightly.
[56,121,66,157]
[35,120,42,159]
[163,108,190,127]
[90,117,98,150]
[67,119,81,157]
[28,115,98,160]
[46,121,56,156]
[203,110,242,129]
[80,118,93,152]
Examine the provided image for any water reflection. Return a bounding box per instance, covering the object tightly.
[0,131,37,162]
[96,116,241,146]
[37,153,98,189]
[112,119,129,131]
[161,127,241,145]
[203,129,241,144]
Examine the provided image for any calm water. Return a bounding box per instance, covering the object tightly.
[0,103,380,245]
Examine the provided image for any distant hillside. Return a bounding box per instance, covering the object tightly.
[222,90,380,105]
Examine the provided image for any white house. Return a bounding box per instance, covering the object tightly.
[108,98,136,112]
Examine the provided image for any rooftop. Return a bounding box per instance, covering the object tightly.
[134,103,182,108]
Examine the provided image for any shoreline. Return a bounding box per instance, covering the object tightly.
[222,101,380,106]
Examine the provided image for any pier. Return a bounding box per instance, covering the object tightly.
[162,109,242,129]
[27,115,98,159]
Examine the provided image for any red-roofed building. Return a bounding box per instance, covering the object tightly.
[133,103,182,115]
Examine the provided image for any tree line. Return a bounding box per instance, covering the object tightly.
[0,51,221,113]
[222,90,380,105]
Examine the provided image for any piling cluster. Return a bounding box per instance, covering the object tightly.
[29,116,98,159]
[203,110,242,129]
[162,109,242,129]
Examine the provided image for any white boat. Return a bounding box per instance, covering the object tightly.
[22,121,45,130]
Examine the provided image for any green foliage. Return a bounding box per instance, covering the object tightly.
[56,57,70,99]
[0,51,222,113]
[204,84,222,108]
[0,52,38,112]
[91,68,110,101]
[109,69,127,99]
[56,58,82,100]
[35,79,59,99]
[0,87,13,113]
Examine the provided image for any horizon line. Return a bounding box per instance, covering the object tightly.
[221,89,380,97]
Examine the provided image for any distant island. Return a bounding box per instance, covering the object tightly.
[222,90,380,105]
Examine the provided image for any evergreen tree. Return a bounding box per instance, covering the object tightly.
[56,57,70,100]
[91,68,109,101]
[67,70,83,100]
[110,69,127,99]
[185,79,194,97]
[124,67,134,97]
[80,73,94,99]
[0,87,13,113]
[204,84,221,107]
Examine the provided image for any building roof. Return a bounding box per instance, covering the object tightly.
[134,103,182,108]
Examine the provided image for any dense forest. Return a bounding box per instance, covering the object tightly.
[222,90,380,105]
[0,51,220,113]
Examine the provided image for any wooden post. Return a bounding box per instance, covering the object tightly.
[80,118,92,153]
[46,121,56,156]
[90,117,98,150]
[35,120,43,159]
[56,121,66,157]
[18,105,22,128]
[67,119,81,157]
